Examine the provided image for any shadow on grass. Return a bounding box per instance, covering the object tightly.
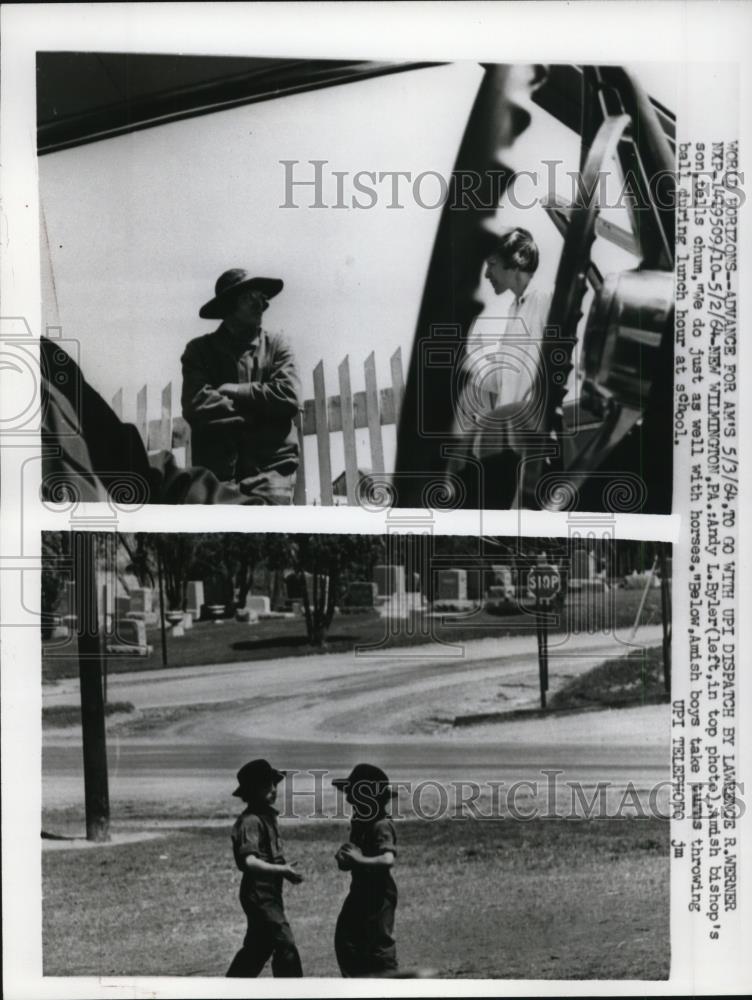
[229,634,360,654]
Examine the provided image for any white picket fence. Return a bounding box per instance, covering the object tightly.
[112,348,405,505]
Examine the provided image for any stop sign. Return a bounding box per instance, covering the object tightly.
[528,564,560,604]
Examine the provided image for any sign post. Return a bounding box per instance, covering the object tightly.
[528,564,561,711]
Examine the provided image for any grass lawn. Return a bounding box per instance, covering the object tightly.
[43,816,669,979]
[43,589,665,683]
[551,646,669,711]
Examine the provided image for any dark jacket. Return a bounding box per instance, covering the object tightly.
[39,337,252,505]
[232,806,287,912]
[181,326,301,485]
[335,814,398,976]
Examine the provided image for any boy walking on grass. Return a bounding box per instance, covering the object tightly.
[227,758,304,977]
[332,763,399,977]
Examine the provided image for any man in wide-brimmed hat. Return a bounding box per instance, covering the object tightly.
[181,268,301,503]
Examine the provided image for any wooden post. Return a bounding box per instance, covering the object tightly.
[72,531,110,842]
[364,352,385,474]
[313,361,333,505]
[390,347,405,425]
[136,385,148,445]
[293,411,307,505]
[338,355,358,505]
[160,382,172,452]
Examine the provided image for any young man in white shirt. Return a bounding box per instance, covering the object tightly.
[482,227,553,409]
[456,227,553,508]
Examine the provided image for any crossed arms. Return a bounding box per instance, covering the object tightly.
[181,333,301,429]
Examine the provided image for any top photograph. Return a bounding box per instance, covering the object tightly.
[37,54,675,512]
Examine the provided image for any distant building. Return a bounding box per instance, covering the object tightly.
[332,469,391,505]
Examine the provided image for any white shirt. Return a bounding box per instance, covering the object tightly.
[492,283,553,407]
[459,281,553,435]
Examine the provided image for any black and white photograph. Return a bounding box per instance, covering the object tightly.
[41,530,672,979]
[1,3,750,998]
[37,52,676,512]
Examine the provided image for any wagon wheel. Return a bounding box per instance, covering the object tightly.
[514,112,632,509]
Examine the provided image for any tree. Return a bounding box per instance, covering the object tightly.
[156,534,200,610]
[119,533,156,588]
[41,532,69,635]
[272,534,385,648]
[190,533,273,612]
[120,533,200,611]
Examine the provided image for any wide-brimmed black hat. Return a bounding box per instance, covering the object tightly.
[332,763,397,797]
[200,268,284,319]
[232,758,286,797]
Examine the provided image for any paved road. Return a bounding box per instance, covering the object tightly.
[43,626,668,816]
[44,625,664,718]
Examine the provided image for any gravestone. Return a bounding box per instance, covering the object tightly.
[346,582,377,607]
[107,617,150,656]
[129,587,152,615]
[487,565,514,596]
[373,565,405,597]
[436,568,467,601]
[246,595,271,616]
[498,566,513,589]
[129,587,157,624]
[59,581,75,616]
[117,618,147,646]
[185,581,205,617]
[114,595,131,618]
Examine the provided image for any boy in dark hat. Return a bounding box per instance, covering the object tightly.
[227,759,304,977]
[181,269,301,504]
[332,763,399,977]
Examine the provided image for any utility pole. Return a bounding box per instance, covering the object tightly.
[658,544,672,694]
[72,531,110,842]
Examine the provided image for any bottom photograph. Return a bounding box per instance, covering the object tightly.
[41,531,672,980]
